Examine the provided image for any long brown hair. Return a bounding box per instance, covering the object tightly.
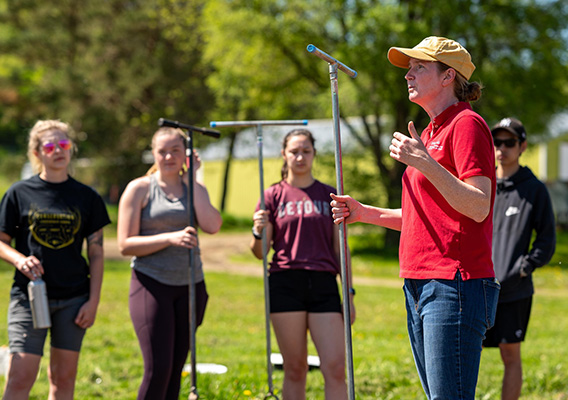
[280,129,316,181]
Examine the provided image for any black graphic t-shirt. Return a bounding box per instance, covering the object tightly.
[0,175,110,299]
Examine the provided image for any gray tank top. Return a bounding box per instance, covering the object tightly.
[131,174,203,285]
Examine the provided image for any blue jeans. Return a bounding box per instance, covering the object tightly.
[404,272,500,400]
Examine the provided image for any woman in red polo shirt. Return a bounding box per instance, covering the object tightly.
[331,36,500,400]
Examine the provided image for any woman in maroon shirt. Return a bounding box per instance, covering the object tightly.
[251,129,355,400]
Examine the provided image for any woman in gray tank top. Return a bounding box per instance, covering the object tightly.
[117,127,222,400]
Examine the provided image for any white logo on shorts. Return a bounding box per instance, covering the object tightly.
[515,329,523,338]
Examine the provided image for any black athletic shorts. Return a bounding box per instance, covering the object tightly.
[269,269,342,313]
[483,296,533,347]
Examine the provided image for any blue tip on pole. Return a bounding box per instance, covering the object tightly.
[210,122,217,127]
[306,44,357,78]
[302,119,308,125]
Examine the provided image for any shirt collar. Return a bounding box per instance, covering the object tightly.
[428,102,472,136]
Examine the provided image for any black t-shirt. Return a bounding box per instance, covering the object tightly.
[0,175,111,299]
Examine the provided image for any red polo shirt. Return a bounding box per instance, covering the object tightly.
[399,102,496,280]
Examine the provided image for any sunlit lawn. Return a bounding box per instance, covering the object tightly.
[0,230,566,399]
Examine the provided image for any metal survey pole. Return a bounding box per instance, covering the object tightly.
[306,44,357,400]
[209,119,308,399]
[157,119,220,400]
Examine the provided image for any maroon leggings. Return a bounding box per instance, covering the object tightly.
[129,269,208,400]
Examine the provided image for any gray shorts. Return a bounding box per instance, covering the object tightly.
[8,287,89,356]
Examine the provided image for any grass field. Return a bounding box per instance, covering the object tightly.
[0,229,566,399]
[0,158,567,398]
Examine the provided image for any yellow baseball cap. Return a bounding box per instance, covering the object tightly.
[387,36,476,80]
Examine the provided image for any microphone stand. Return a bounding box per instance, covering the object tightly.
[157,118,220,400]
[209,119,308,400]
[306,44,357,400]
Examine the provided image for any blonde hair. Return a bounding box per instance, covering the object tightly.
[27,120,75,173]
[145,127,188,176]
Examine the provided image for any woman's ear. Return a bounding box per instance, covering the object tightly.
[442,68,456,86]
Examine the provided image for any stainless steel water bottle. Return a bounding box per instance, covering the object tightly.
[27,277,51,329]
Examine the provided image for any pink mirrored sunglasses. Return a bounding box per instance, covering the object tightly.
[42,139,72,154]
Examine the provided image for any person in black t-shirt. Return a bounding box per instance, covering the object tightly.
[0,120,110,399]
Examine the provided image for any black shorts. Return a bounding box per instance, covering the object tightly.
[483,296,533,348]
[269,269,342,313]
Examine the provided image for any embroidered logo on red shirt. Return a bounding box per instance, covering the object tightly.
[428,141,443,151]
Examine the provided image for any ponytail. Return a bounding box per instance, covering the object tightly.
[437,62,483,103]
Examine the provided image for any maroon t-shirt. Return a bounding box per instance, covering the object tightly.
[256,180,339,274]
[399,102,496,280]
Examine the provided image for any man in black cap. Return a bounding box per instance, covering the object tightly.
[483,117,556,400]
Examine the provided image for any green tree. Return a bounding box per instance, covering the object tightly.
[203,0,568,249]
[201,1,331,211]
[0,0,215,197]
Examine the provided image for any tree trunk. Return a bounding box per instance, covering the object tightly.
[219,130,238,212]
